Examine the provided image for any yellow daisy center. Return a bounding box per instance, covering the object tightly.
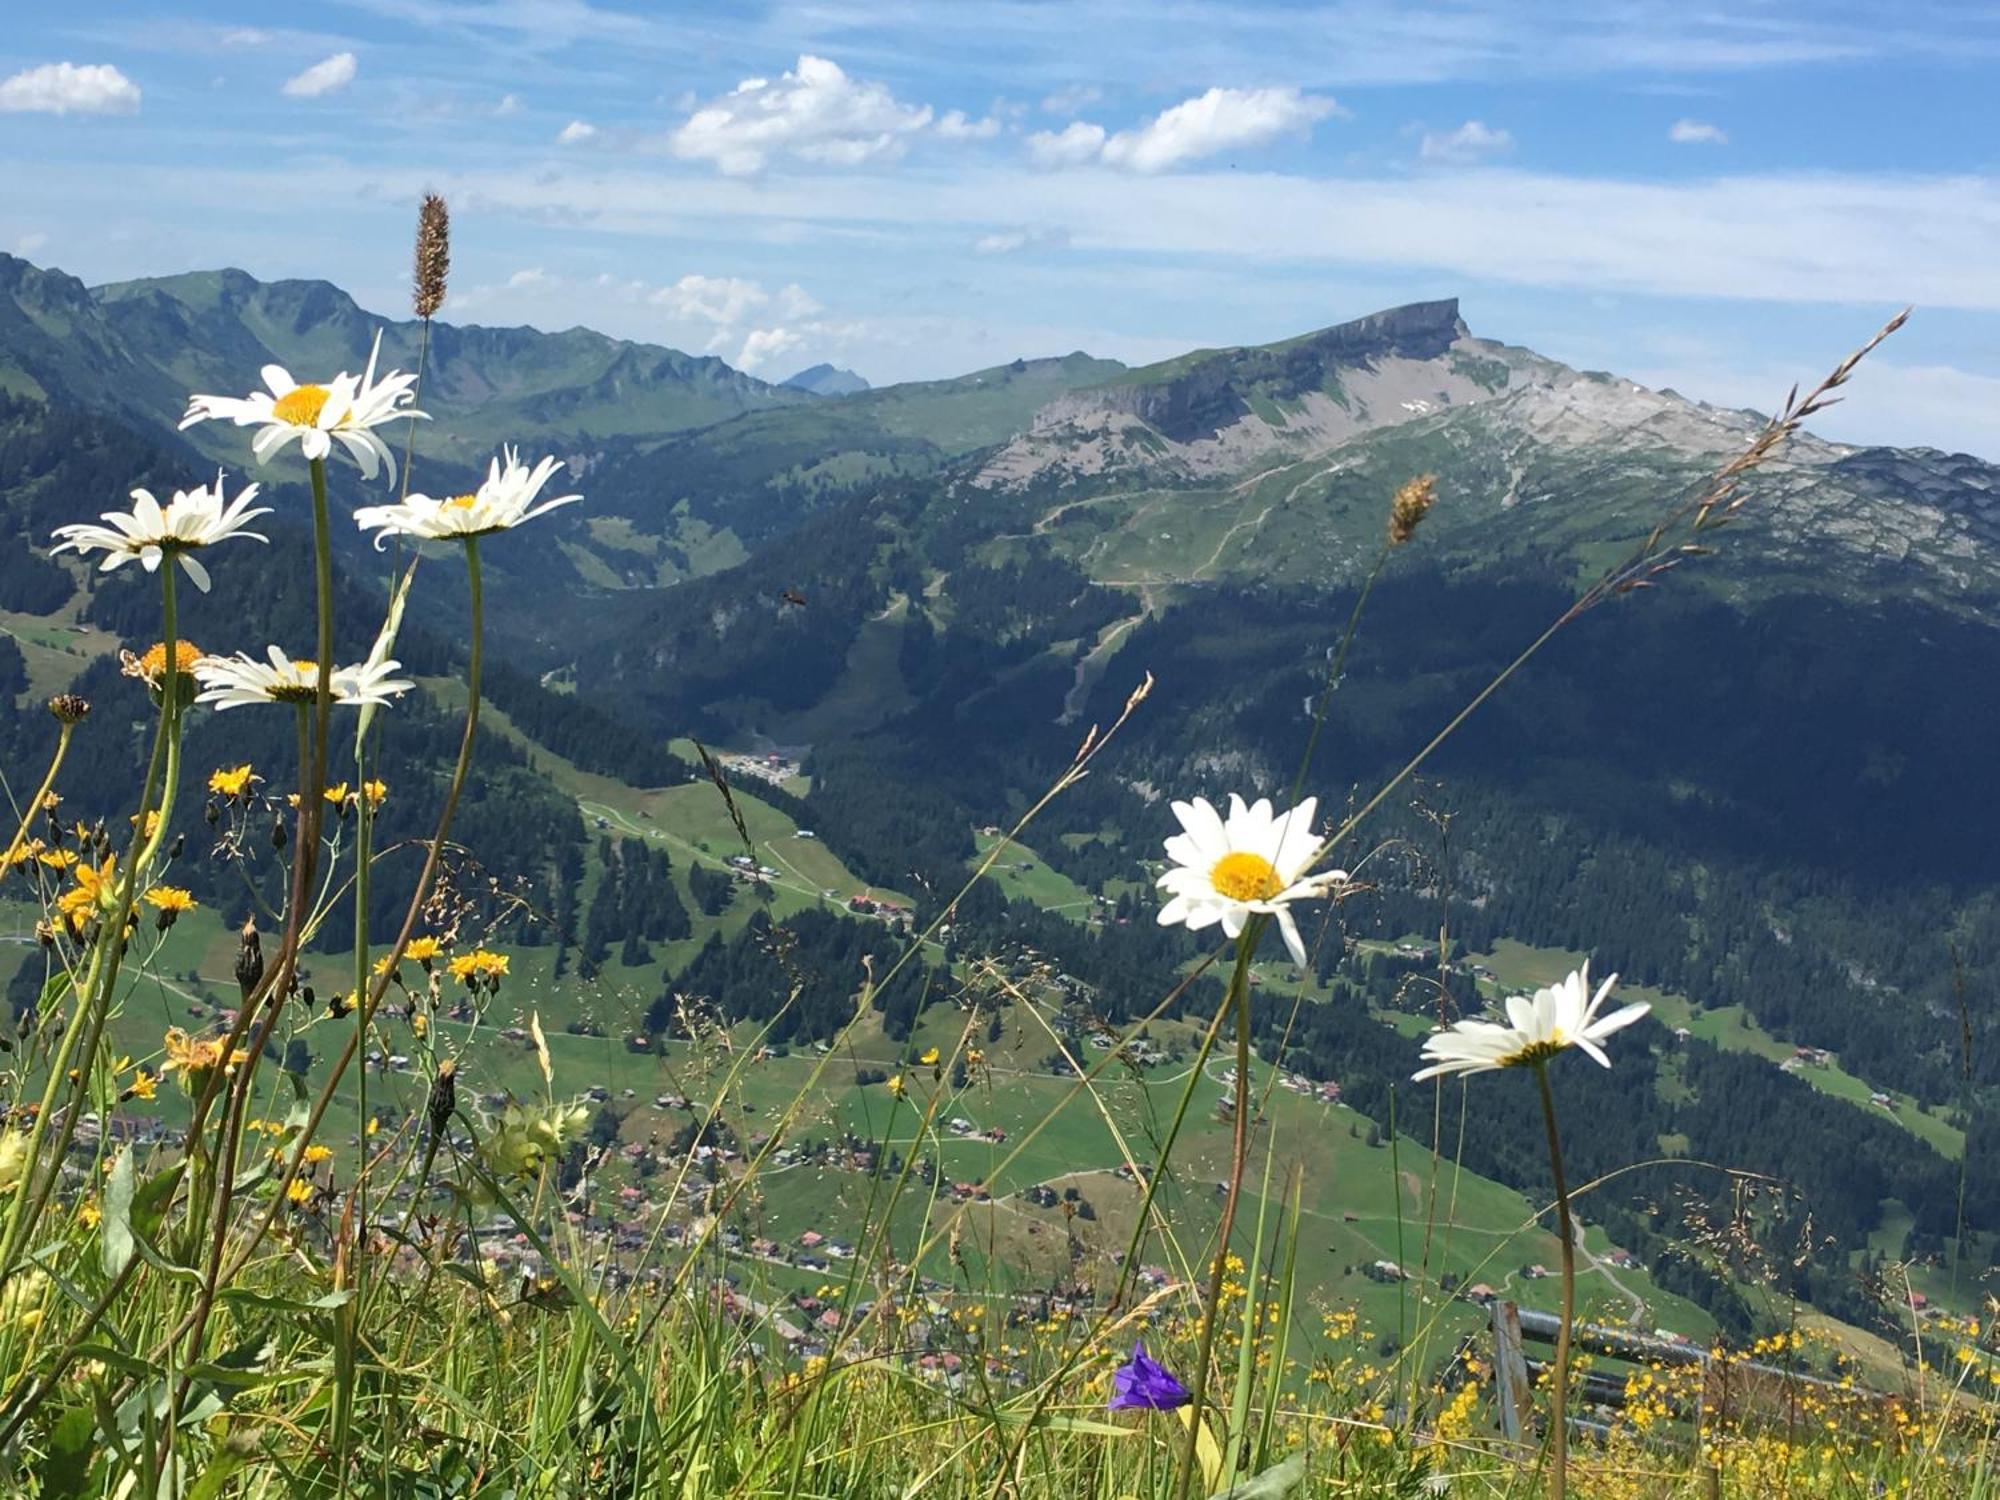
[271,384,330,426]
[1210,850,1282,903]
[444,492,480,510]
[269,661,320,704]
[1500,1032,1567,1069]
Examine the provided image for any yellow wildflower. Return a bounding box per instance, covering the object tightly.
[208,764,257,798]
[161,1027,249,1093]
[143,886,198,928]
[57,856,118,922]
[446,949,509,986]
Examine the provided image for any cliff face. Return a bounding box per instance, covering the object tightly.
[975,299,1505,486]
[1040,299,1471,444]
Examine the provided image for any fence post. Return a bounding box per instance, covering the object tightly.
[1491,1300,1534,1442]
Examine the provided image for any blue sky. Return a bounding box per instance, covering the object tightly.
[3,1,1998,453]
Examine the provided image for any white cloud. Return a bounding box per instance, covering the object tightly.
[1028,88,1339,173]
[651,273,770,324]
[1419,119,1514,162]
[975,225,1071,254]
[496,92,522,116]
[671,54,933,175]
[937,109,1000,141]
[736,325,804,371]
[1669,118,1729,145]
[1040,84,1102,116]
[14,232,49,256]
[281,52,356,99]
[219,28,272,48]
[776,283,822,318]
[1027,120,1108,167]
[556,119,598,145]
[0,62,141,116]
[1100,86,1341,172]
[507,267,549,288]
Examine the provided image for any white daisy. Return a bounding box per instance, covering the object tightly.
[179,331,425,482]
[191,646,413,712]
[49,475,270,593]
[1413,962,1650,1081]
[1155,794,1343,968]
[353,447,581,548]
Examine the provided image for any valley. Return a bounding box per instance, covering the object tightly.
[1,255,1995,1391]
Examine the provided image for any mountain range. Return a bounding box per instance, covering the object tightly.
[2,253,1996,1337]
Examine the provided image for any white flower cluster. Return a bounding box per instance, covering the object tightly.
[47,332,581,710]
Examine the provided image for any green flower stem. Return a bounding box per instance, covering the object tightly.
[0,563,184,1283]
[1,722,73,870]
[1535,1059,1576,1500]
[1173,922,1260,1500]
[220,535,483,1288]
[160,460,339,1476]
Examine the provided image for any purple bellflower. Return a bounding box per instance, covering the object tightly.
[1108,1341,1191,1411]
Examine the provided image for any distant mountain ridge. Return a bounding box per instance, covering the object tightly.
[782,363,870,396]
[0,254,811,469]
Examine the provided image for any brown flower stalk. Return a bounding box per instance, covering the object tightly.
[413,193,450,318]
[1388,472,1437,547]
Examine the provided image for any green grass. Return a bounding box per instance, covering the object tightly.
[969,829,1098,914]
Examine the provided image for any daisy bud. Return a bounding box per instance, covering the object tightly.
[270,818,287,850]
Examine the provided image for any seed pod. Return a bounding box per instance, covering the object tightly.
[270,818,287,850]
[235,917,264,1000]
[204,801,221,827]
[46,693,91,726]
[427,1058,457,1139]
[167,833,184,860]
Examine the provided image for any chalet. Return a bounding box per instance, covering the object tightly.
[1364,1260,1409,1284]
[798,1230,825,1250]
[1464,1283,1497,1306]
[1523,1264,1551,1280]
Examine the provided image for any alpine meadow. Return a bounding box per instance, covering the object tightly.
[0,8,1997,1497]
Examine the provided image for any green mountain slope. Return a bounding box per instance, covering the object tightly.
[0,253,812,469]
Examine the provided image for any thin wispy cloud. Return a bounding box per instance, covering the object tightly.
[1669,118,1729,144]
[1029,86,1340,172]
[282,52,357,99]
[1419,119,1513,162]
